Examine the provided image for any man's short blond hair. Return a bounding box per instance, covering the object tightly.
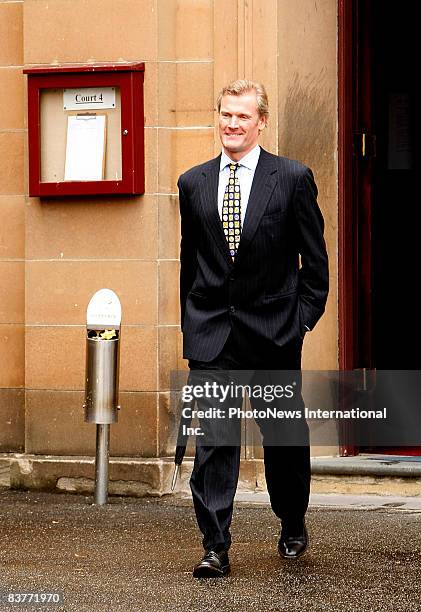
[216,79,269,120]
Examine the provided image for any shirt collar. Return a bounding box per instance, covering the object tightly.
[220,144,261,172]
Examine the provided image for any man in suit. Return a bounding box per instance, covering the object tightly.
[178,80,328,577]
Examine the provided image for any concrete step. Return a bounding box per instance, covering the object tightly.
[1,453,420,498]
[0,463,10,488]
[310,454,421,497]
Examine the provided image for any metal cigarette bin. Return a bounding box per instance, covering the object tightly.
[83,288,122,505]
[85,333,120,424]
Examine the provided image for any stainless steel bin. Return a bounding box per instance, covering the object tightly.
[84,288,122,505]
[84,334,120,424]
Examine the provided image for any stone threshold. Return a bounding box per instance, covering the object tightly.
[310,454,421,497]
[1,453,420,498]
[311,454,421,477]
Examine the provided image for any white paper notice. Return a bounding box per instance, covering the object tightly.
[64,114,106,181]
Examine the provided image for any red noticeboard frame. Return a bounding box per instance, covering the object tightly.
[23,63,145,197]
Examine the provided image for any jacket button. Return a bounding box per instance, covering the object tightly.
[229,276,235,282]
[229,306,235,313]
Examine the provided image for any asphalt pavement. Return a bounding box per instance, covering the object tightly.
[0,489,420,612]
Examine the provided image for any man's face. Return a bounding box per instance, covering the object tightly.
[218,91,267,160]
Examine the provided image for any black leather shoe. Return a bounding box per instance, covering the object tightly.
[278,523,308,559]
[193,550,230,578]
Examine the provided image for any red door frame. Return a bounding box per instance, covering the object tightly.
[338,0,374,455]
[338,0,355,374]
[338,0,374,371]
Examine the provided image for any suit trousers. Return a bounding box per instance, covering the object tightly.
[188,332,310,552]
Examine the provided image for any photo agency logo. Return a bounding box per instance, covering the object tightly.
[170,370,421,447]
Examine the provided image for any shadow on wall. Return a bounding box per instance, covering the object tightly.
[280,70,336,181]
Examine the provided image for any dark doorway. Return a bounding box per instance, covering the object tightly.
[339,0,419,453]
[372,1,418,368]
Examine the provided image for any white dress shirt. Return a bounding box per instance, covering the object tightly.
[218,144,261,226]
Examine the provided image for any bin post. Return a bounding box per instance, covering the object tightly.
[95,424,110,505]
[83,288,122,506]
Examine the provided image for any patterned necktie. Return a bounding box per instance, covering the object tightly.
[222,163,242,258]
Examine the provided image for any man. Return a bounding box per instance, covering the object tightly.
[177,80,328,577]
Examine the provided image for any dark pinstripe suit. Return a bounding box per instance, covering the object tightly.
[178,147,328,552]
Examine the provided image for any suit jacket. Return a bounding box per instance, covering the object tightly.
[178,147,329,362]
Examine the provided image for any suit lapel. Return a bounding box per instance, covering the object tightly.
[235,148,277,262]
[199,155,233,267]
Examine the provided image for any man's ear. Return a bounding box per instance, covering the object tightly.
[258,116,267,132]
